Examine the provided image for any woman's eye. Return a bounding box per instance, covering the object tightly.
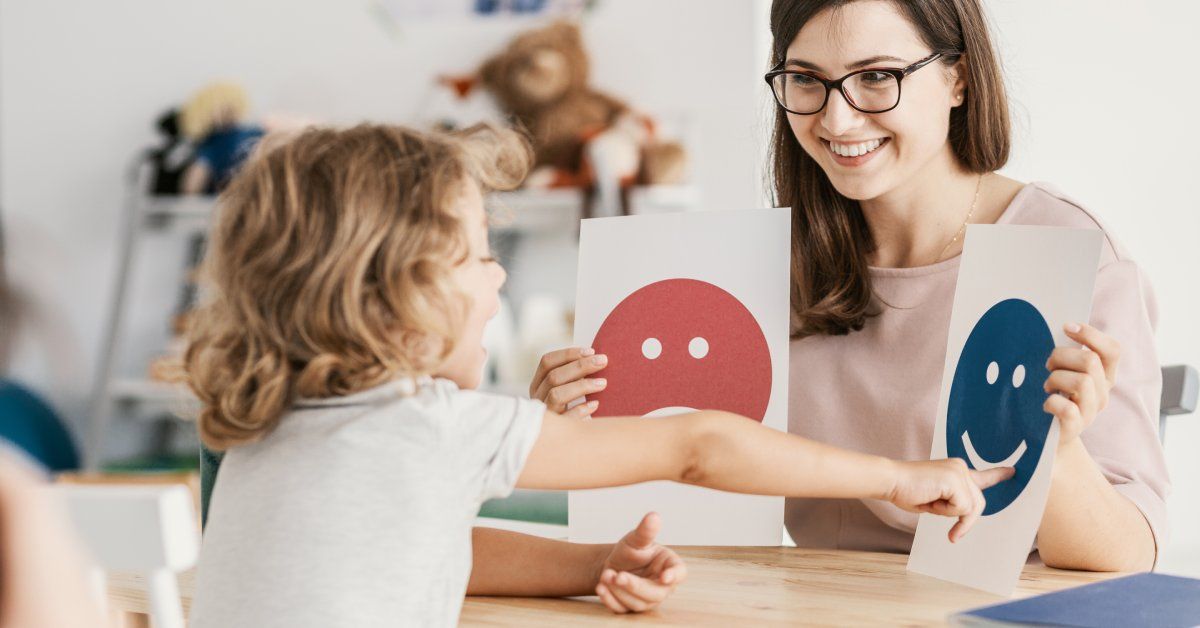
[860,71,892,85]
[788,74,820,87]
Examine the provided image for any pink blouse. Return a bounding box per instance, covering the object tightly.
[785,182,1170,560]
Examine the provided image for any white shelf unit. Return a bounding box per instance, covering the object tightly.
[86,184,699,469]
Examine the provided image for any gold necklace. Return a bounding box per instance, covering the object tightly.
[934,173,985,264]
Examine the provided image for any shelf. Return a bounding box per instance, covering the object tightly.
[629,184,703,211]
[108,378,199,419]
[109,377,529,413]
[132,184,701,235]
[491,185,702,232]
[139,195,217,231]
[141,195,216,221]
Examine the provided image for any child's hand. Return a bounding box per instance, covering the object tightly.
[887,459,1015,543]
[530,347,608,418]
[594,512,686,614]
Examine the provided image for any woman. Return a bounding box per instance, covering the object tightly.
[533,0,1168,572]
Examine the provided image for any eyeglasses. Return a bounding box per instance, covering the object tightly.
[764,51,961,115]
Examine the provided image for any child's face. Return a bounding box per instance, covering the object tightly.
[437,179,507,389]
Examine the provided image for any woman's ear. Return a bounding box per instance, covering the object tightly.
[950,56,968,107]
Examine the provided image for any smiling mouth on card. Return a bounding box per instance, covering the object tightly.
[961,431,1027,470]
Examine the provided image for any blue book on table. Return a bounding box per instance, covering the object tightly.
[951,573,1200,627]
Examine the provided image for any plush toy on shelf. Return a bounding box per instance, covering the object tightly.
[179,81,265,195]
[475,20,687,215]
[143,109,196,196]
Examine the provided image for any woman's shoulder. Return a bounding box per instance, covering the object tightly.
[997,181,1132,267]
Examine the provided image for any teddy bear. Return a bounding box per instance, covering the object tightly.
[476,21,687,215]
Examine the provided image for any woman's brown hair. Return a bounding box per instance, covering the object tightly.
[769,0,1011,337]
[182,123,531,450]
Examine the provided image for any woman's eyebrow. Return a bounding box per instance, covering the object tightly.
[847,55,908,69]
[784,58,823,72]
[784,54,909,72]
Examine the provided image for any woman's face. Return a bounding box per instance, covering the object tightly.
[783,0,963,201]
[438,179,507,389]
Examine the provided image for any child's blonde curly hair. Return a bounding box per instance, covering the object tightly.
[183,123,531,450]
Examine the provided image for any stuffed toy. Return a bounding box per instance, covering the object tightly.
[179,81,265,195]
[421,74,507,133]
[476,21,687,215]
[144,108,196,196]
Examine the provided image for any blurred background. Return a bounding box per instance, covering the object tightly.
[2,0,1197,576]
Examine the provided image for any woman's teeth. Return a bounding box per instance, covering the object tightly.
[828,138,885,158]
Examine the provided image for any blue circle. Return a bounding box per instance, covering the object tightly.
[945,298,1054,515]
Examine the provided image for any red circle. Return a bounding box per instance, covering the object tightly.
[588,279,772,421]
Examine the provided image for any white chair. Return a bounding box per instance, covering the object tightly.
[52,483,200,628]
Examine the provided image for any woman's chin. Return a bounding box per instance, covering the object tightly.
[826,174,893,203]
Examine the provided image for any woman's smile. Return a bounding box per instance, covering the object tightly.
[822,136,890,167]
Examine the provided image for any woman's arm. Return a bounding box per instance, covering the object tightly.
[1038,438,1156,571]
[519,409,1013,542]
[1035,322,1157,571]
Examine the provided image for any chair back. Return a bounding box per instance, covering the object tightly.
[54,483,199,628]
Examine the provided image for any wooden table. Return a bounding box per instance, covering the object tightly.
[108,546,1121,626]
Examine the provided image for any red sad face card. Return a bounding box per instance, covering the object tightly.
[588,278,771,421]
[569,208,791,546]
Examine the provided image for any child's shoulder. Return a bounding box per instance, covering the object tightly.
[287,377,544,438]
[437,380,547,432]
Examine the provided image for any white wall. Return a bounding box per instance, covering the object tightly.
[0,0,763,454]
[985,0,1200,575]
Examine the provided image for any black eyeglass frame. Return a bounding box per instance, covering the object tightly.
[764,51,963,115]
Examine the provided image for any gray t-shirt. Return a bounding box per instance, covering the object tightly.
[189,377,545,628]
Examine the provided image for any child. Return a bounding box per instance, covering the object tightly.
[183,123,1010,627]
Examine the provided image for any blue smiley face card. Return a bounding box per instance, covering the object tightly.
[908,224,1103,597]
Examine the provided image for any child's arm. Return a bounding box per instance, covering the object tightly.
[468,512,683,613]
[519,411,1013,542]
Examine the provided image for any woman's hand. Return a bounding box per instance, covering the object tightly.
[529,347,608,418]
[593,512,687,614]
[886,459,1014,543]
[1043,323,1120,447]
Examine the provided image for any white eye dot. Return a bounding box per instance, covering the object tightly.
[641,337,662,360]
[688,337,709,359]
[1012,364,1026,388]
[986,361,999,385]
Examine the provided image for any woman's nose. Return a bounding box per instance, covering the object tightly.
[820,89,866,137]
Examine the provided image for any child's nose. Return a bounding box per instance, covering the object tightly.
[493,262,508,288]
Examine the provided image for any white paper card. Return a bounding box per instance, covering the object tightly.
[907,224,1103,596]
[568,208,791,545]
